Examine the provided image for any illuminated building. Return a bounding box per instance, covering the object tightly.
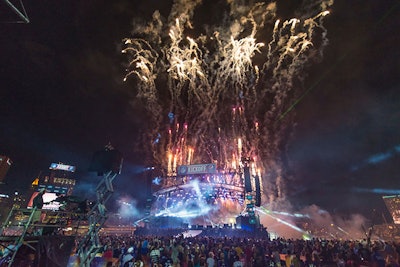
[0,191,25,227]
[383,195,400,224]
[371,196,400,241]
[26,163,77,210]
[0,193,11,224]
[38,162,76,195]
[12,191,26,209]
[0,155,12,183]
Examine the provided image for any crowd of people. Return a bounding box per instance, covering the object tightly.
[68,230,400,267]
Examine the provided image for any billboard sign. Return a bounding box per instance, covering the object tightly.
[27,191,63,210]
[49,163,76,172]
[177,163,216,175]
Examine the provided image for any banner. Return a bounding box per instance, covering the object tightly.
[177,163,216,175]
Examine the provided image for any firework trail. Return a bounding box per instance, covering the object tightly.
[122,0,333,207]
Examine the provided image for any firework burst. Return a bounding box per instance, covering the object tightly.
[123,0,333,207]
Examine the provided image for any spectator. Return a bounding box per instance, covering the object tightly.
[150,243,161,266]
[233,255,243,267]
[103,245,114,265]
[121,247,136,267]
[206,252,215,267]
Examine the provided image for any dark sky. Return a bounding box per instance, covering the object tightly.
[0,0,399,223]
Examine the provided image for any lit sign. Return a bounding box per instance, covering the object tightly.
[49,163,76,172]
[177,163,216,175]
[53,177,75,185]
[38,185,68,195]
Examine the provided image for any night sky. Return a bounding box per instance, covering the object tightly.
[0,0,399,224]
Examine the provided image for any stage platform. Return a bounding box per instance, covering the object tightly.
[134,224,270,239]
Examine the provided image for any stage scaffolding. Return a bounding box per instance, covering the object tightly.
[0,145,122,266]
[0,207,85,267]
[0,171,119,267]
[77,170,118,267]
